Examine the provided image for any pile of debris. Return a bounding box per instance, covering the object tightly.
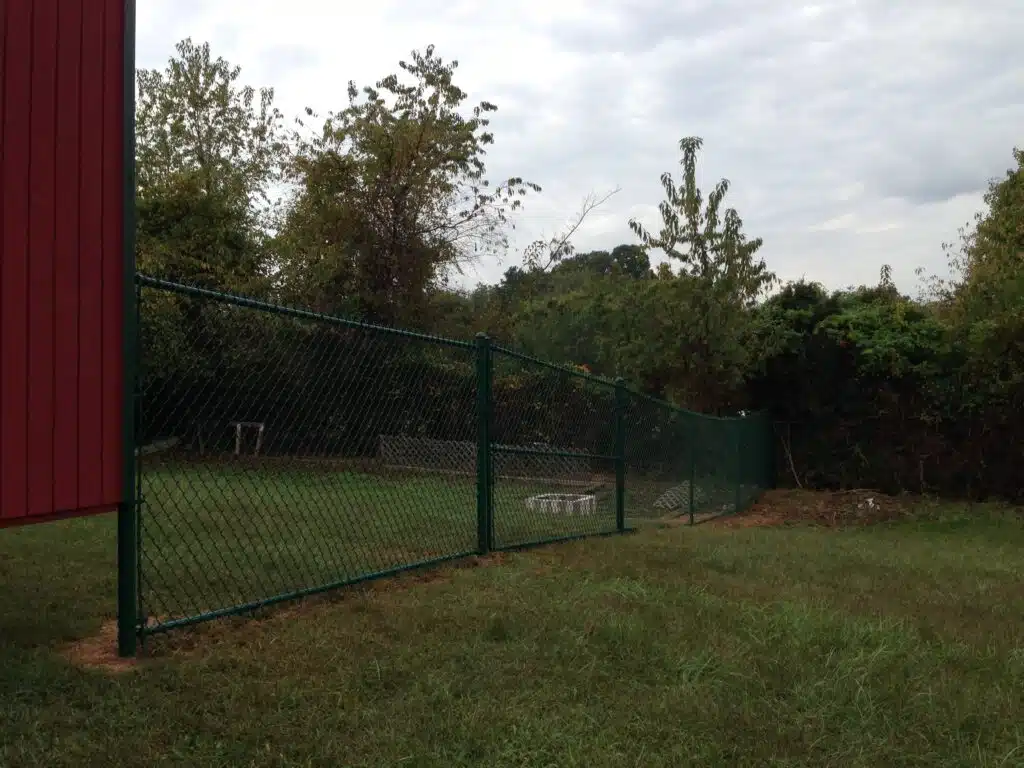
[717,488,911,528]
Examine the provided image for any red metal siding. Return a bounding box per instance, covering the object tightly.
[0,0,127,526]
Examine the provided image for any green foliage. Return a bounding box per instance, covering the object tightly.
[135,174,267,293]
[629,136,776,305]
[135,38,284,205]
[549,245,653,283]
[958,148,1024,317]
[276,45,539,325]
[135,39,283,294]
[818,282,948,381]
[621,137,778,410]
[130,37,1024,500]
[511,273,768,411]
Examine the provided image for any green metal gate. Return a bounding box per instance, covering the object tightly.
[485,344,625,551]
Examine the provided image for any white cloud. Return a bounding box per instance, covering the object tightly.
[135,0,1024,293]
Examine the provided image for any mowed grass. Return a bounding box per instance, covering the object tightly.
[1,495,1023,766]
[137,464,618,628]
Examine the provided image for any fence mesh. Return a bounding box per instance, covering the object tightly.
[622,394,773,524]
[490,347,620,548]
[134,276,774,637]
[136,278,479,632]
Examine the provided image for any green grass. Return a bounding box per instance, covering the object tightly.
[138,464,618,629]
[2,495,1023,766]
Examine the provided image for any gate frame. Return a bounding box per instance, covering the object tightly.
[481,340,628,553]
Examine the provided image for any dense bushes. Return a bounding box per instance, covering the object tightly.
[748,272,1024,500]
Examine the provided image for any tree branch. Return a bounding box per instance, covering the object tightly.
[523,186,622,272]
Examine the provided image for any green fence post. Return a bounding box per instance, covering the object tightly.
[475,333,492,555]
[688,415,696,526]
[117,0,139,659]
[765,413,778,489]
[614,378,627,532]
[734,418,743,513]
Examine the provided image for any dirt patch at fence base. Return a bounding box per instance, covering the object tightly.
[61,620,142,674]
[715,488,910,528]
[135,553,516,659]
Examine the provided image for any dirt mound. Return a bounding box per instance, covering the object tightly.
[716,488,910,528]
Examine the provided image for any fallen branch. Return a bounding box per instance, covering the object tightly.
[781,422,803,489]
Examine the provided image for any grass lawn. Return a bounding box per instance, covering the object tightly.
[137,464,621,630]
[2,491,1023,766]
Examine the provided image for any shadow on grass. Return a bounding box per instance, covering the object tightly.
[0,513,117,649]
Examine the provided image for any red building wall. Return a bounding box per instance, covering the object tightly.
[1,0,129,526]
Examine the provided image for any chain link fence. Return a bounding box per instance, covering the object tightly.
[490,345,621,549]
[622,393,774,524]
[132,276,774,639]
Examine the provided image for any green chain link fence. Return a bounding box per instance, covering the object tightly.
[131,275,774,639]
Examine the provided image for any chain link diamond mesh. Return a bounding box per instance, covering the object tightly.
[622,392,772,524]
[136,278,480,633]
[133,276,775,637]
[489,346,620,548]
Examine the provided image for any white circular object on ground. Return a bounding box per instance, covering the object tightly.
[525,493,598,516]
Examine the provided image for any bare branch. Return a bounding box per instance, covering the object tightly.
[523,186,622,272]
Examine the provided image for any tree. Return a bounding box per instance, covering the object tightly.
[135,38,284,206]
[956,148,1024,319]
[624,136,778,410]
[135,175,260,290]
[942,148,1024,405]
[917,148,1024,320]
[546,244,652,282]
[521,188,621,273]
[629,136,775,304]
[278,45,540,325]
[134,38,284,292]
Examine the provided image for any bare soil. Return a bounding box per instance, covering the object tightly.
[61,621,141,674]
[714,488,913,528]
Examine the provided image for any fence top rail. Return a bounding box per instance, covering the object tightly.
[135,273,476,350]
[490,344,620,388]
[622,386,770,424]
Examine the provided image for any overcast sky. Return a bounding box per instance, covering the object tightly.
[137,0,1022,294]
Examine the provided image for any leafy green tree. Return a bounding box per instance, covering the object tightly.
[956,148,1024,318]
[509,272,758,410]
[623,136,778,409]
[278,45,539,325]
[629,136,775,304]
[135,175,259,290]
[135,38,284,292]
[512,279,620,371]
[748,280,843,419]
[912,148,1024,404]
[135,38,284,206]
[551,245,652,281]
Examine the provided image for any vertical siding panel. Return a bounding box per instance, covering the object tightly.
[1,0,32,522]
[101,0,124,504]
[76,0,106,509]
[26,0,58,517]
[53,0,84,512]
[0,0,8,514]
[0,0,127,524]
